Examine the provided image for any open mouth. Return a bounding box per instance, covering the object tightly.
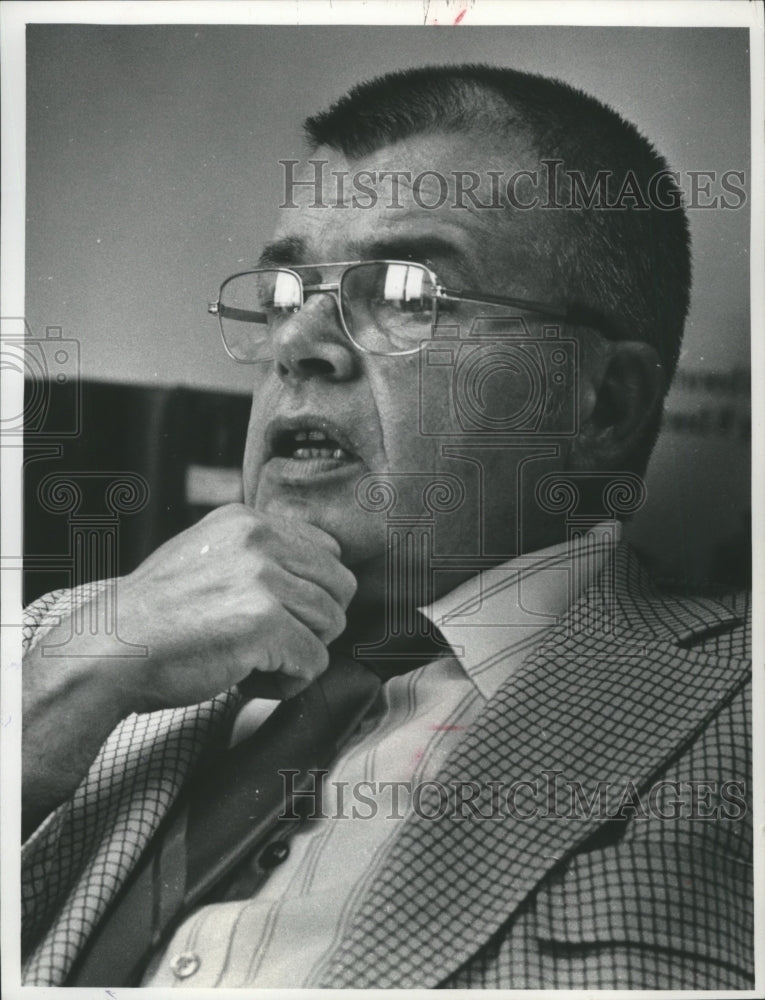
[261,413,367,488]
[273,428,356,462]
[263,419,364,483]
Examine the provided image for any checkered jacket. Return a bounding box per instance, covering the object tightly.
[21,544,752,989]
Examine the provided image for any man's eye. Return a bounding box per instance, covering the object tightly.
[382,297,434,315]
[264,301,299,314]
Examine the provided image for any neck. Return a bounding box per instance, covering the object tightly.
[338,555,453,678]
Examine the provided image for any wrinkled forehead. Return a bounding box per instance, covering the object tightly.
[267,134,565,294]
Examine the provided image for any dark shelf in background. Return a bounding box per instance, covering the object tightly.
[24,380,251,605]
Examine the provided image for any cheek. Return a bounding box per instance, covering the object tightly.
[242,453,258,506]
[241,420,259,504]
[242,376,280,503]
[371,358,455,467]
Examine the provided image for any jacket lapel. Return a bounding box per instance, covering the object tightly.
[319,545,747,988]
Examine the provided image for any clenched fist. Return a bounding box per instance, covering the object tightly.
[116,504,357,709]
[22,505,356,834]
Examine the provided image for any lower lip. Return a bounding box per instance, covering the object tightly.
[263,455,364,484]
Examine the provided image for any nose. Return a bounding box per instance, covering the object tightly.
[271,291,358,383]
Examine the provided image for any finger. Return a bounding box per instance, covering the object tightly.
[228,510,352,603]
[254,607,329,684]
[281,516,343,558]
[248,537,356,610]
[265,567,347,645]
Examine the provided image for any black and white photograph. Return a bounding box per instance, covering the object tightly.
[1,1,761,994]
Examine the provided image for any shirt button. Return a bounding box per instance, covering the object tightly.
[258,841,290,869]
[170,951,200,979]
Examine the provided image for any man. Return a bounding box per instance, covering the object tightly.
[21,65,751,989]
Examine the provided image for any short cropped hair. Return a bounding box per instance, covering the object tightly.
[305,64,691,390]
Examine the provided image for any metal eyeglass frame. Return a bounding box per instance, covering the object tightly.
[208,259,576,361]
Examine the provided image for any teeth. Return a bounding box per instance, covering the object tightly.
[291,446,349,460]
[280,426,353,461]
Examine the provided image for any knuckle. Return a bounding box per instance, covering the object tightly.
[250,556,276,587]
[326,604,347,641]
[331,567,357,607]
[197,504,256,550]
[310,643,330,675]
[292,636,327,680]
[245,517,279,548]
[341,568,358,601]
[254,593,283,624]
[206,502,248,524]
[299,522,341,555]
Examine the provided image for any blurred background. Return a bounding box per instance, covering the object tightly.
[23,24,750,600]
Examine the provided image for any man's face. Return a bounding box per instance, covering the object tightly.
[243,132,573,578]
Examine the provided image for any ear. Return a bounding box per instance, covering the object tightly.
[568,338,666,470]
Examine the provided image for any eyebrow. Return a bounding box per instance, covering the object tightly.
[348,235,465,271]
[256,237,307,267]
[255,234,466,273]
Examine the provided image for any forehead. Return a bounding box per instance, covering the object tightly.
[267,132,562,292]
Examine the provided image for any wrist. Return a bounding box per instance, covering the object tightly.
[23,611,149,724]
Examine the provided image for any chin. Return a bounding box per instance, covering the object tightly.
[255,487,385,567]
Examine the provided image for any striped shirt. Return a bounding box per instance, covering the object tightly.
[143,523,618,987]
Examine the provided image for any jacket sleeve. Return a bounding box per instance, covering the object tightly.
[21,584,239,987]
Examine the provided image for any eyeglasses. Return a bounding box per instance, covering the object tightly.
[208,259,574,362]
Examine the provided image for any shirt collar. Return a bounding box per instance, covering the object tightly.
[418,522,622,701]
